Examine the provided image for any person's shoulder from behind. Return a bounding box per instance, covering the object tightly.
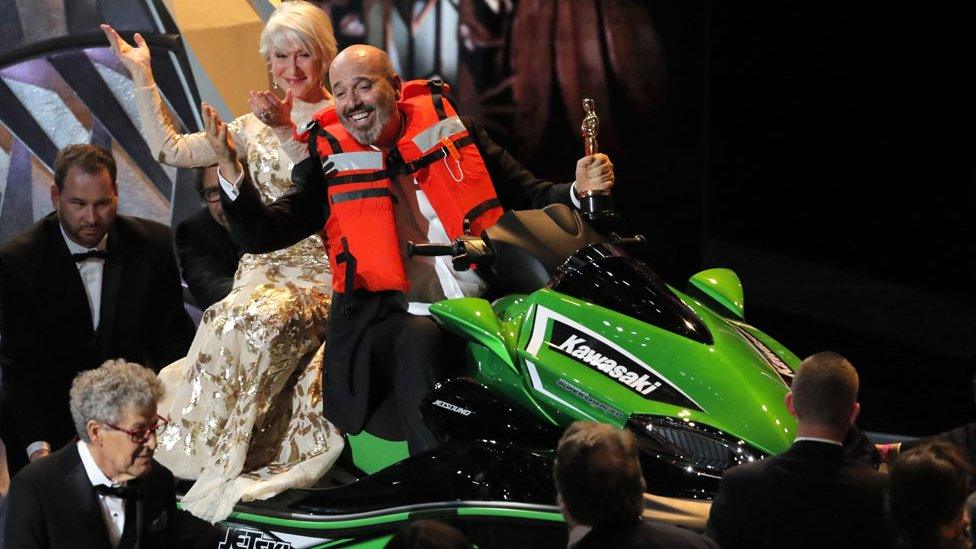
[838,460,888,500]
[720,451,776,485]
[579,521,718,549]
[641,520,718,549]
[639,521,719,549]
[708,454,776,515]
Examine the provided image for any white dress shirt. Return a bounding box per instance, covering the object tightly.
[387,171,488,314]
[26,228,108,458]
[77,441,127,548]
[59,224,108,330]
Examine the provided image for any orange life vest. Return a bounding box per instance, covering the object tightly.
[306,80,503,295]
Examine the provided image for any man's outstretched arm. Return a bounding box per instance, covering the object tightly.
[203,101,329,254]
[463,116,614,210]
[217,158,329,254]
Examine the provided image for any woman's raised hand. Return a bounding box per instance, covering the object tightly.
[202,102,241,182]
[100,24,155,87]
[248,89,295,130]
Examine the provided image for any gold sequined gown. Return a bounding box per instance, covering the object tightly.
[133,85,342,522]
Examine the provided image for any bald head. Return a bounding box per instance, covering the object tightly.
[329,45,402,146]
[329,44,395,84]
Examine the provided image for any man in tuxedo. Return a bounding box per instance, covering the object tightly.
[210,44,615,455]
[0,144,194,474]
[705,351,890,548]
[554,421,717,549]
[4,359,177,548]
[175,175,242,309]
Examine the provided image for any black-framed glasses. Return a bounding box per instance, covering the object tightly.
[105,415,168,444]
[199,186,221,203]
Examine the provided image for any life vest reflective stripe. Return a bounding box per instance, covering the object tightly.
[328,151,384,172]
[310,79,503,295]
[411,116,468,152]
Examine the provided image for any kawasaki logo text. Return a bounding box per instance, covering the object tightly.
[553,334,662,395]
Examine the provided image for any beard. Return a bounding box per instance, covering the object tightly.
[342,103,391,145]
[61,216,111,248]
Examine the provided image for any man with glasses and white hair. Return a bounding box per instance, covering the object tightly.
[4,359,177,549]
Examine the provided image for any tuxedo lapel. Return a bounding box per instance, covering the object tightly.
[97,223,126,356]
[116,493,139,549]
[63,446,114,549]
[124,473,170,549]
[40,217,95,342]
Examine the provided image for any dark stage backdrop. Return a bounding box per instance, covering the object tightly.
[0,1,971,434]
[703,4,975,434]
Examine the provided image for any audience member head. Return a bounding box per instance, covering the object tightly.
[329,44,402,147]
[196,170,229,229]
[259,0,337,102]
[786,351,859,441]
[51,144,119,248]
[554,421,646,527]
[385,519,472,549]
[69,359,165,482]
[890,440,974,549]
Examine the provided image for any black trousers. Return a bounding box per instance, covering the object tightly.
[366,312,443,455]
[324,290,444,456]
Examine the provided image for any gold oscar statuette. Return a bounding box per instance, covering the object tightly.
[579,98,616,223]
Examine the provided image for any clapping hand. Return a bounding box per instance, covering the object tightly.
[202,102,241,182]
[249,89,295,130]
[100,24,155,87]
[249,89,302,146]
[574,153,615,195]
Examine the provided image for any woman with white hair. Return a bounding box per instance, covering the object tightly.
[101,1,343,523]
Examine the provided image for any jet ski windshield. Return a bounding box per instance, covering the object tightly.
[549,243,713,345]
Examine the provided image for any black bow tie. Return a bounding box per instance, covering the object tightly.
[72,249,110,262]
[93,484,139,499]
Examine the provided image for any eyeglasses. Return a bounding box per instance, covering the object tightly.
[105,415,168,444]
[199,187,221,203]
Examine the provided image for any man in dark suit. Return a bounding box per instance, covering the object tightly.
[174,175,242,309]
[554,421,717,549]
[207,45,615,455]
[4,359,177,548]
[705,351,890,548]
[0,144,194,475]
